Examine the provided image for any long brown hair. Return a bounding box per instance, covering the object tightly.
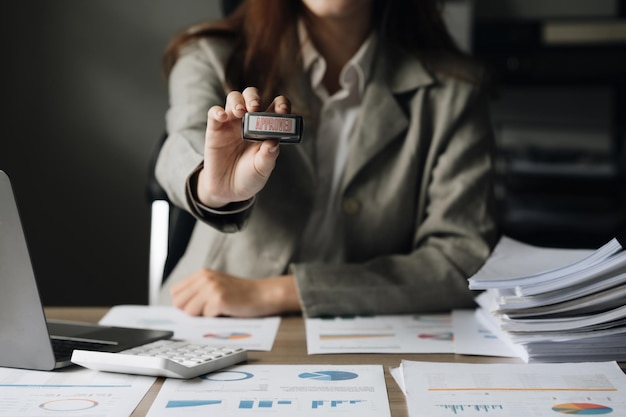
[163,0,481,105]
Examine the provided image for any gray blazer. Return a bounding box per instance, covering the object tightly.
[155,36,499,316]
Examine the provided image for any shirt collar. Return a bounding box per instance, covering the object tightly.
[298,20,376,99]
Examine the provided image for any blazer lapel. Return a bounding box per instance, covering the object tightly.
[341,45,434,192]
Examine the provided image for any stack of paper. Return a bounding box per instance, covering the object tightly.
[468,235,626,362]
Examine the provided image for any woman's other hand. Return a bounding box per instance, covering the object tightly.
[170,268,301,317]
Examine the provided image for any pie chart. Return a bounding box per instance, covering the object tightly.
[201,370,254,381]
[39,399,98,411]
[299,371,358,381]
[552,403,613,415]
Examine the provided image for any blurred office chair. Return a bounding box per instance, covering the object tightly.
[147,132,196,305]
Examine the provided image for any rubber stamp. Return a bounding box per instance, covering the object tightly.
[242,112,303,143]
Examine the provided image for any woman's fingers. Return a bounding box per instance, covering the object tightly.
[224,89,291,117]
[242,87,262,112]
[225,87,265,118]
[206,105,228,127]
[266,95,291,114]
[225,90,246,118]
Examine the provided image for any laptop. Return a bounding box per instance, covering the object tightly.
[0,170,173,371]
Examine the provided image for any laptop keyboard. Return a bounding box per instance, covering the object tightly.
[52,338,113,360]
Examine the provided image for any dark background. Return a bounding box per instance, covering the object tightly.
[0,1,222,306]
[1,0,624,307]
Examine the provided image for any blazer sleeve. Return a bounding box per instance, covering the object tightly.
[155,38,253,231]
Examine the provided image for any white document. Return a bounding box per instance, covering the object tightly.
[468,236,596,290]
[305,314,454,354]
[451,310,520,358]
[518,250,626,296]
[498,304,626,332]
[392,360,626,417]
[100,305,280,351]
[0,366,154,417]
[146,364,391,417]
[486,273,626,314]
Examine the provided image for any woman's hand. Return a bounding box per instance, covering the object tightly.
[196,87,291,208]
[170,269,301,317]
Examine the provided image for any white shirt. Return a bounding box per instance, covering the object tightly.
[295,23,376,263]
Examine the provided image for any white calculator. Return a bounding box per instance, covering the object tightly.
[71,340,247,379]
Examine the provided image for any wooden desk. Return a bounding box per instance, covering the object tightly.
[41,307,547,417]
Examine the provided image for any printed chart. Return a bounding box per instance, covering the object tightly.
[146,364,391,417]
[306,311,521,357]
[99,305,280,350]
[392,360,626,417]
[305,314,455,354]
[0,367,155,417]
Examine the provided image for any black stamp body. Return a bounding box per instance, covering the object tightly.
[242,112,303,143]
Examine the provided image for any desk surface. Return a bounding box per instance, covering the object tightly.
[43,307,612,417]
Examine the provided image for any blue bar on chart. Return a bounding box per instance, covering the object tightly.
[441,404,504,414]
[238,400,293,409]
[311,400,366,409]
[165,400,222,409]
[239,400,254,409]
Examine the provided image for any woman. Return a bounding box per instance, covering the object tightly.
[155,0,499,317]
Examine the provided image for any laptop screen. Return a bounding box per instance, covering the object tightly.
[0,170,59,370]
